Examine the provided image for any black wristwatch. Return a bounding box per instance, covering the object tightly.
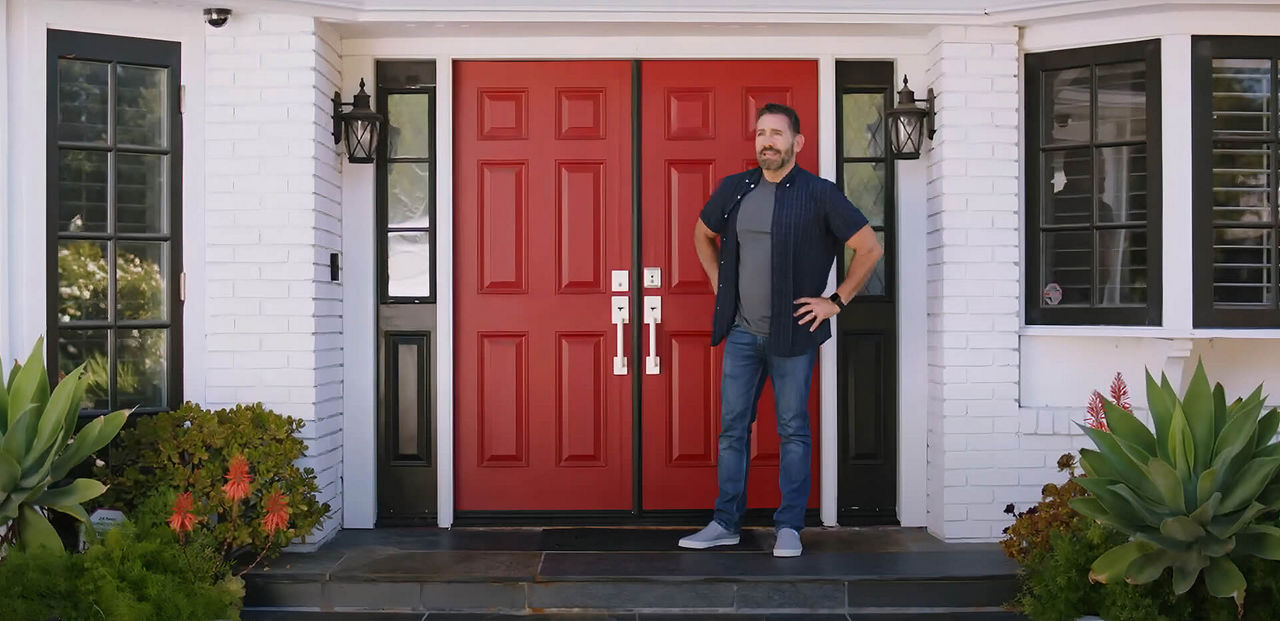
[828,292,847,311]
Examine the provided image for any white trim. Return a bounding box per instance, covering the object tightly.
[894,55,930,529]
[341,55,378,529]
[435,56,455,528]
[1020,6,1280,52]
[1,0,10,361]
[1162,34,1194,333]
[817,54,837,527]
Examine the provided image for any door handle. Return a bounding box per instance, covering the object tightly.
[612,295,629,375]
[644,295,662,375]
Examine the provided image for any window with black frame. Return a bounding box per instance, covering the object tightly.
[47,30,182,414]
[1025,40,1162,326]
[378,63,436,303]
[1193,37,1280,327]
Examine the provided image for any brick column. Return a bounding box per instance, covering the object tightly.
[204,14,343,543]
[924,26,1024,540]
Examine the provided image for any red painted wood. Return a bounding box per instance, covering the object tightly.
[455,62,633,510]
[640,60,822,511]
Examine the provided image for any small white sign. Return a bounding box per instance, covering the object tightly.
[1042,282,1063,306]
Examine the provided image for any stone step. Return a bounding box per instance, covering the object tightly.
[243,527,1021,617]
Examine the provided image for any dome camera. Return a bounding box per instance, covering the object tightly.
[203,7,232,28]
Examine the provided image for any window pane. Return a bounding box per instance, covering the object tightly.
[1096,62,1147,142]
[1043,149,1092,226]
[1098,229,1147,305]
[1097,145,1148,224]
[1212,58,1272,138]
[1212,144,1272,224]
[117,241,167,321]
[387,93,432,159]
[1042,231,1093,306]
[117,153,167,234]
[841,162,885,227]
[58,329,110,409]
[58,241,109,323]
[1044,66,1092,145]
[117,329,166,408]
[397,341,421,457]
[116,64,167,148]
[1214,228,1274,306]
[57,59,109,144]
[388,162,432,227]
[388,232,432,298]
[58,150,109,233]
[842,93,885,159]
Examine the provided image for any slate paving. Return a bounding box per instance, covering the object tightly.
[243,526,1023,619]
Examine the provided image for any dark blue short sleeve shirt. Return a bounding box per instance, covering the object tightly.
[698,166,869,357]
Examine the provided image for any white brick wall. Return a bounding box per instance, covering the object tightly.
[924,25,1023,541]
[205,14,343,546]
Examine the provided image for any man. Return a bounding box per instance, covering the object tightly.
[678,103,882,558]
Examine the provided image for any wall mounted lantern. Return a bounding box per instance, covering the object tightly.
[332,78,383,164]
[886,76,935,160]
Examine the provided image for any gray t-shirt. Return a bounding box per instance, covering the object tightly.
[734,180,776,336]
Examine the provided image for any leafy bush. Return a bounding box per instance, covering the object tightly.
[0,525,242,621]
[96,402,330,569]
[1071,361,1280,612]
[1002,453,1091,564]
[0,338,128,554]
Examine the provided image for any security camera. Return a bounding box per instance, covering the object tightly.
[203,8,232,28]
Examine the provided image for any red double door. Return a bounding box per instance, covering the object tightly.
[455,60,819,513]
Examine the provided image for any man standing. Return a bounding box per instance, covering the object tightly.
[678,103,882,558]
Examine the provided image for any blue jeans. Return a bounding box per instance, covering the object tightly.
[712,325,816,533]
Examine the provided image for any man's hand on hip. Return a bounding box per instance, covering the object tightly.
[793,297,840,332]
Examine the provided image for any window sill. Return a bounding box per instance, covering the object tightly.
[1020,326,1280,339]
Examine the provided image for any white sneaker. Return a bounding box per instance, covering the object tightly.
[678,521,740,549]
[773,528,802,557]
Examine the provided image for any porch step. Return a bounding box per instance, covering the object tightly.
[243,527,1022,618]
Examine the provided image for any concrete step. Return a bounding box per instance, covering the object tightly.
[242,527,1022,617]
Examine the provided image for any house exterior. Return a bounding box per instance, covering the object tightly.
[4,0,1280,545]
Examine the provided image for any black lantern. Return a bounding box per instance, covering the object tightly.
[886,76,935,160]
[332,78,383,164]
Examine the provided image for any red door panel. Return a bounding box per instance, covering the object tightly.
[455,61,633,511]
[640,60,822,511]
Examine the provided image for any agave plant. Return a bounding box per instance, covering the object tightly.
[1070,360,1280,612]
[0,338,128,553]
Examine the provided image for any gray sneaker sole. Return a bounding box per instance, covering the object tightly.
[677,535,740,549]
[772,547,802,557]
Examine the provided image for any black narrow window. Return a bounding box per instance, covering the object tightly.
[47,30,182,413]
[377,62,437,303]
[1193,37,1280,327]
[1025,40,1162,326]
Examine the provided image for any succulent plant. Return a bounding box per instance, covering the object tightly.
[0,338,128,553]
[1070,360,1280,612]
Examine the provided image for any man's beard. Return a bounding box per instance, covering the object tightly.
[757,145,794,171]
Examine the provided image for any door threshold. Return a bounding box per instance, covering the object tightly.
[450,508,827,527]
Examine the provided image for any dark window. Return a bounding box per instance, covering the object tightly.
[47,30,182,414]
[1025,40,1162,325]
[377,62,437,303]
[1193,37,1280,327]
[837,65,892,297]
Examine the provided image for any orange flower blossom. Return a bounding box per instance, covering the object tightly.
[168,491,199,534]
[222,454,253,501]
[262,491,291,534]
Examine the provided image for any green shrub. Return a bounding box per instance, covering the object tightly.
[0,338,128,554]
[1071,361,1280,613]
[0,525,242,621]
[96,402,330,569]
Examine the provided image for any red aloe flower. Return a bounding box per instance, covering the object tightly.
[262,491,291,534]
[222,455,253,502]
[168,491,199,534]
[1109,372,1132,413]
[1086,391,1110,432]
